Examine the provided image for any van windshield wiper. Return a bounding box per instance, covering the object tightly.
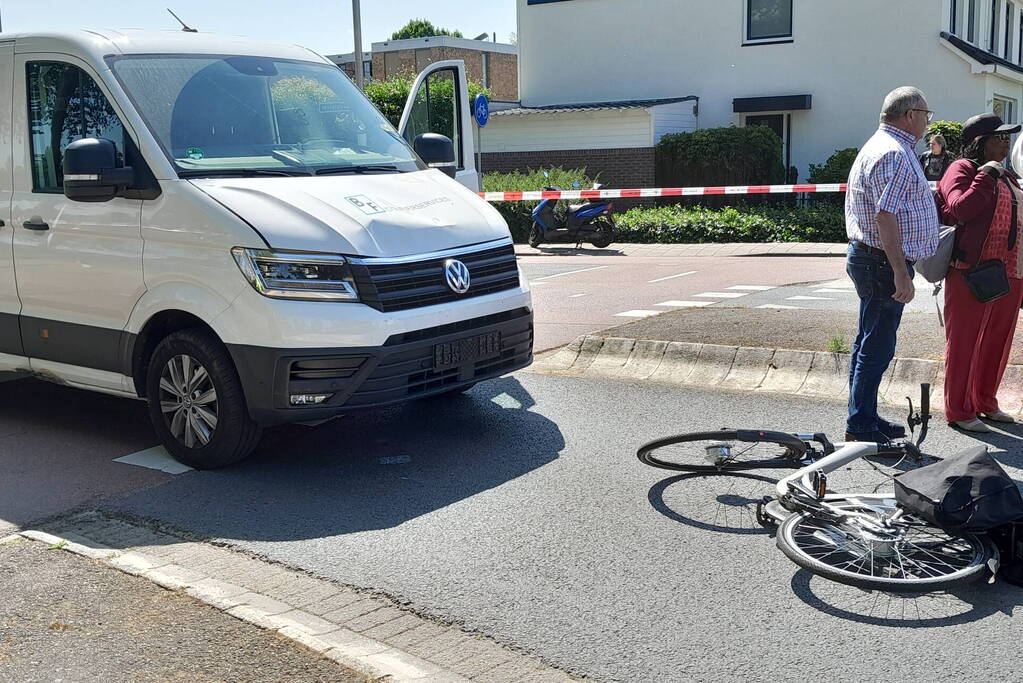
[313,165,402,176]
[178,168,311,178]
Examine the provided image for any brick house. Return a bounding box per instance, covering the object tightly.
[328,36,518,101]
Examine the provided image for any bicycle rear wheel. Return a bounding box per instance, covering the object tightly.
[776,498,993,593]
[637,430,809,473]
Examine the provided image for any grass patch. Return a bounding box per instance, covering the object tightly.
[826,336,850,353]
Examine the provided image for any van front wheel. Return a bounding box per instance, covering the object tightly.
[145,329,262,469]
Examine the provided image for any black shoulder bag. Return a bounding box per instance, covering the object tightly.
[963,176,1015,303]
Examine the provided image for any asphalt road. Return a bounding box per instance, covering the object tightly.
[94,373,1023,682]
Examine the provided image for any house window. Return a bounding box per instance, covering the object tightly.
[1018,12,1022,62]
[482,53,490,89]
[746,0,793,43]
[969,0,978,42]
[991,0,1001,52]
[1005,1,1015,59]
[994,96,1016,124]
[362,59,372,83]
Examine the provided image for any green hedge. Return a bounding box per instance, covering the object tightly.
[614,203,846,243]
[482,167,598,242]
[656,126,787,190]
[808,148,858,184]
[926,120,963,157]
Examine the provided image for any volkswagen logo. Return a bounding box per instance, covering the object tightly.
[444,259,471,294]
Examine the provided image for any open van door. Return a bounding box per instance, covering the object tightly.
[399,60,478,192]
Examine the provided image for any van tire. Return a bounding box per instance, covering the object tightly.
[145,328,262,469]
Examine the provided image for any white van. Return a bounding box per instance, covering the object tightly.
[0,30,533,468]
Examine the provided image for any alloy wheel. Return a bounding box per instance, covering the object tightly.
[159,354,218,448]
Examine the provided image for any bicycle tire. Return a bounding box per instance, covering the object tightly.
[776,504,993,593]
[636,429,809,473]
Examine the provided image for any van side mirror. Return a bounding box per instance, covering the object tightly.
[413,133,456,178]
[62,138,135,202]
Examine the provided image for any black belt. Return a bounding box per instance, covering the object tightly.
[850,240,915,266]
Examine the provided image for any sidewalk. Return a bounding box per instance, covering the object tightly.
[0,534,360,682]
[515,242,848,258]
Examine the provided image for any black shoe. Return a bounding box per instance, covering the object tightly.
[878,419,906,439]
[844,430,892,443]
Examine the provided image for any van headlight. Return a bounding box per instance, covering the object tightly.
[231,248,359,302]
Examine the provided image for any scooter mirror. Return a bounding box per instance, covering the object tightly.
[572,182,581,188]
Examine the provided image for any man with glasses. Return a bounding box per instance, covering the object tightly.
[843,86,940,442]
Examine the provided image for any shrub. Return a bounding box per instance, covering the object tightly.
[614,203,846,244]
[364,74,489,129]
[483,168,598,242]
[926,120,963,157]
[655,126,787,196]
[808,148,859,184]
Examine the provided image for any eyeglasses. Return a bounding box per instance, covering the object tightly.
[993,133,1012,142]
[910,108,934,122]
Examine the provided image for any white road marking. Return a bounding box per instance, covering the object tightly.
[647,270,697,283]
[694,292,748,298]
[615,310,663,318]
[569,293,588,298]
[757,304,803,310]
[726,285,776,291]
[491,393,523,409]
[786,295,835,301]
[114,446,194,475]
[533,265,608,280]
[654,300,713,307]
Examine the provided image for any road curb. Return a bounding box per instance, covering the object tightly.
[529,334,1023,417]
[19,512,579,683]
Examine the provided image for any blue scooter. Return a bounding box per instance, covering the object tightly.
[529,182,616,249]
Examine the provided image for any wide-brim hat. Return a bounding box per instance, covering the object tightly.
[963,112,1022,145]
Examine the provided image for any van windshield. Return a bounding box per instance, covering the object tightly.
[109,55,424,176]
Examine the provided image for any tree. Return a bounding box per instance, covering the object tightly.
[390,19,463,40]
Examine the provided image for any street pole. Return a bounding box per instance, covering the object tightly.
[351,0,364,90]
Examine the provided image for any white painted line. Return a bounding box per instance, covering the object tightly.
[654,300,713,307]
[491,393,523,409]
[614,310,663,318]
[786,295,835,301]
[569,293,588,298]
[114,446,194,475]
[757,304,803,310]
[813,288,855,293]
[693,292,748,298]
[533,265,608,280]
[726,285,776,291]
[648,270,697,283]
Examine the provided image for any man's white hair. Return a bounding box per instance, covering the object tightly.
[880,86,927,124]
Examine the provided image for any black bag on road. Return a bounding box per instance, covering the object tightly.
[894,446,1023,532]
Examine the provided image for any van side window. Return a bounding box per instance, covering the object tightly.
[27,62,126,192]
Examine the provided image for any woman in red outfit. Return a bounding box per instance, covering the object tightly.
[937,113,1023,432]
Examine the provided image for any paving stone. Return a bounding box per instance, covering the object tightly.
[277,626,334,653]
[231,592,294,616]
[144,564,208,590]
[446,640,516,678]
[342,606,406,633]
[404,630,474,660]
[272,609,340,636]
[385,622,452,650]
[321,597,390,624]
[472,657,546,683]
[318,628,390,657]
[291,583,345,609]
[362,613,423,641]
[107,551,170,576]
[184,578,249,605]
[361,648,448,680]
[303,590,364,616]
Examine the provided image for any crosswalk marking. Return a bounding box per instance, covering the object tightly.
[694,292,748,298]
[786,295,834,301]
[648,270,697,283]
[614,310,662,318]
[654,300,713,307]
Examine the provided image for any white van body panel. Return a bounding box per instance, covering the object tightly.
[0,41,17,358]
[0,352,30,373]
[213,275,532,349]
[193,169,506,257]
[29,358,134,396]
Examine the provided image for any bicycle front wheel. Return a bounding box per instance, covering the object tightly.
[776,498,993,593]
[637,430,809,473]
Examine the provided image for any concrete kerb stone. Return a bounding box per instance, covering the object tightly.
[722,347,775,391]
[570,335,605,372]
[686,344,738,386]
[996,364,1023,415]
[648,342,703,385]
[586,337,635,376]
[620,339,668,380]
[534,335,584,373]
[758,349,814,395]
[882,357,941,408]
[800,352,850,399]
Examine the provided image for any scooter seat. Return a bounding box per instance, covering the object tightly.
[568,203,586,214]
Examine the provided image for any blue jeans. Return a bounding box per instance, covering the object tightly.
[846,243,910,435]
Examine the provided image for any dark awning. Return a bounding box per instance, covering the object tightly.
[733,95,812,113]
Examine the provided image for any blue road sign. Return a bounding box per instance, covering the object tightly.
[474,94,490,127]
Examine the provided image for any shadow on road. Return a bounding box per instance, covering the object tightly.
[647,472,778,536]
[789,569,1023,627]
[93,376,565,544]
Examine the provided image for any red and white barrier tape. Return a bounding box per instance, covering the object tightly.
[479,182,939,202]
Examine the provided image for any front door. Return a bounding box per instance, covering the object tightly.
[12,54,145,387]
[0,41,20,366]
[745,113,790,173]
[399,60,479,191]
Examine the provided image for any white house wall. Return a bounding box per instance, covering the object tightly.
[649,101,699,143]
[517,0,1010,178]
[481,109,653,153]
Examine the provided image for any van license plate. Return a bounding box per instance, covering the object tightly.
[434,332,502,369]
